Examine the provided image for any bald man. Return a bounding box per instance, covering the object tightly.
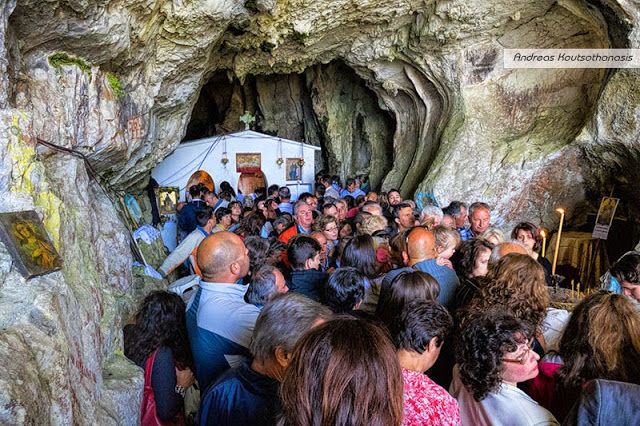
[381,227,460,309]
[186,232,259,390]
[489,241,529,264]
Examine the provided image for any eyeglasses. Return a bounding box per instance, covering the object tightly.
[324,226,338,232]
[502,338,535,365]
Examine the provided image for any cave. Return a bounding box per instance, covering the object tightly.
[182,61,397,190]
[0,0,640,424]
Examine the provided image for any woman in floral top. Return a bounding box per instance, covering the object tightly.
[387,300,462,426]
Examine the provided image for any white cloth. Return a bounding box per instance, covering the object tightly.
[449,366,559,426]
[540,308,570,354]
[133,224,161,245]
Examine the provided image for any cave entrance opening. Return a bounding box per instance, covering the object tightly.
[182,60,396,190]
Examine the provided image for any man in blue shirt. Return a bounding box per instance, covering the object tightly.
[186,232,259,390]
[445,201,473,241]
[340,178,366,198]
[407,227,460,309]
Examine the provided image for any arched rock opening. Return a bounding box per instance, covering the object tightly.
[184,61,398,191]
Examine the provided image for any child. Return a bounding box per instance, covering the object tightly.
[286,235,328,302]
[432,225,461,269]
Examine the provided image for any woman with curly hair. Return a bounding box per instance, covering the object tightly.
[124,291,195,424]
[459,254,549,332]
[278,318,404,426]
[450,311,559,425]
[526,291,640,422]
[511,222,553,285]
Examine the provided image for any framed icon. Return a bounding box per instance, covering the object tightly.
[0,210,63,279]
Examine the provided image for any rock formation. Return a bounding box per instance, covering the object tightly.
[0,0,639,423]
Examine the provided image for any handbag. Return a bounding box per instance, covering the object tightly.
[141,349,186,426]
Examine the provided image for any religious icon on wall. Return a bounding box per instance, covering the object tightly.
[156,186,180,216]
[592,196,619,239]
[236,153,261,173]
[0,210,62,279]
[415,193,440,211]
[286,158,302,181]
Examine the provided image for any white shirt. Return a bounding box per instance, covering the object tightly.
[449,366,559,426]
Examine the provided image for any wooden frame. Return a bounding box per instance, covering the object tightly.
[0,210,62,279]
[236,153,261,173]
[156,186,180,215]
[285,158,302,181]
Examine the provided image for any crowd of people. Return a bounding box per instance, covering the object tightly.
[124,173,640,425]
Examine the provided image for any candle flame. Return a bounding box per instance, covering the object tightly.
[556,208,565,214]
[540,230,546,238]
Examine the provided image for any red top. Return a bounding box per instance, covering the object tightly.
[402,368,461,426]
[526,361,582,423]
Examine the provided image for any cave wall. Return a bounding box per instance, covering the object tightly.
[0,0,639,424]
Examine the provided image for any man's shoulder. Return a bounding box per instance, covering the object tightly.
[415,260,459,279]
[278,225,298,242]
[198,283,260,314]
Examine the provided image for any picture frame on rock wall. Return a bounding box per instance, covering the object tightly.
[156,186,180,216]
[0,210,63,279]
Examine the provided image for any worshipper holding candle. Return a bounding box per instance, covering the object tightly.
[278,318,404,426]
[512,222,553,285]
[526,291,640,422]
[450,311,559,425]
[387,301,461,426]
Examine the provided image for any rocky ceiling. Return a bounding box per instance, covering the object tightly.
[1,0,639,423]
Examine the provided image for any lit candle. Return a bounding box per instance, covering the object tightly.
[551,208,565,276]
[540,229,547,258]
[577,282,580,298]
[571,279,575,299]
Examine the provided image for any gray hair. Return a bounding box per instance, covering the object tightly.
[468,201,491,218]
[420,206,444,223]
[273,215,292,229]
[249,293,333,363]
[362,202,383,214]
[245,265,278,306]
[293,201,310,216]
